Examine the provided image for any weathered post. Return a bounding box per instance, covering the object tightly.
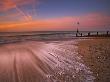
[88,32,90,36]
[76,22,80,37]
[81,33,82,37]
[76,33,78,37]
[107,31,109,36]
[97,32,98,36]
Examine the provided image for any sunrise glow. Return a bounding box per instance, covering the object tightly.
[0,0,110,31]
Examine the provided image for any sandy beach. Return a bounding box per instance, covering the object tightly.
[0,38,109,82]
[0,39,95,82]
[78,38,110,82]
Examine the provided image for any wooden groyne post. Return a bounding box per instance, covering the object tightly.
[97,32,99,36]
[88,32,90,36]
[76,33,78,37]
[80,33,82,37]
[107,31,109,35]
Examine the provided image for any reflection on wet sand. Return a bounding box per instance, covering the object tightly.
[0,41,95,82]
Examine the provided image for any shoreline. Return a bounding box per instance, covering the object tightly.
[0,36,110,45]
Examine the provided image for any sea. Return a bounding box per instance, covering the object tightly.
[0,31,107,44]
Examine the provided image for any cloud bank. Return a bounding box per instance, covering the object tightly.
[0,12,110,31]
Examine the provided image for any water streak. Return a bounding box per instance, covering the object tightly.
[0,40,95,82]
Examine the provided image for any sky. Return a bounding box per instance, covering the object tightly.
[0,0,110,32]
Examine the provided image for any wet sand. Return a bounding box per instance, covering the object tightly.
[0,40,95,82]
[78,38,110,82]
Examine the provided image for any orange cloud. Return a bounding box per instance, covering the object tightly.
[0,12,110,32]
[0,0,35,11]
[0,0,16,11]
[0,0,38,21]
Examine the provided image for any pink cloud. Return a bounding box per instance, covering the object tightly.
[0,0,38,21]
[0,0,37,11]
[78,13,110,29]
[0,12,110,31]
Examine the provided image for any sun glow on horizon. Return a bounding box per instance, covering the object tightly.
[0,0,110,31]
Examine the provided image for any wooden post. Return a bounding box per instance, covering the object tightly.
[88,32,90,36]
[81,33,82,37]
[77,28,79,33]
[76,33,78,37]
[107,31,109,36]
[97,32,98,36]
